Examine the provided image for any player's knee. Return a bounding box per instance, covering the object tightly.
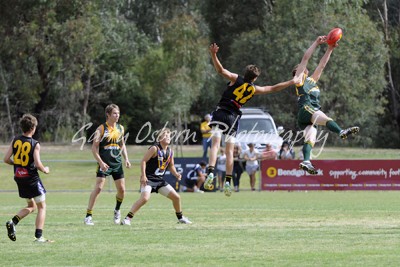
[171,192,180,201]
[94,186,103,194]
[28,205,37,213]
[118,188,126,198]
[141,195,150,204]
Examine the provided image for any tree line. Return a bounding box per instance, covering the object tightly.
[0,0,399,147]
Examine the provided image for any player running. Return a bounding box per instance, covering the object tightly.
[293,36,359,175]
[3,114,53,243]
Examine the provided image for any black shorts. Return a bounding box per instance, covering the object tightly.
[96,164,124,180]
[209,108,241,137]
[184,177,197,188]
[15,178,46,199]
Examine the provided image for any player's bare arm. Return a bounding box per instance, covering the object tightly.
[140,146,157,186]
[33,143,50,174]
[3,142,14,165]
[120,129,131,168]
[294,36,326,84]
[254,77,300,95]
[311,43,337,82]
[168,157,181,181]
[91,126,109,172]
[209,43,238,83]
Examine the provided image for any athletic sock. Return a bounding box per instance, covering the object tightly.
[176,211,183,220]
[86,209,93,218]
[12,215,20,226]
[126,212,134,219]
[302,143,312,161]
[326,120,342,134]
[115,196,123,210]
[207,166,215,175]
[35,229,43,239]
[225,175,232,184]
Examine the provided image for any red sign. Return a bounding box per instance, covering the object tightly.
[260,160,400,190]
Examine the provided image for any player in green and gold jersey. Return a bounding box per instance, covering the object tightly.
[84,104,131,225]
[293,36,359,175]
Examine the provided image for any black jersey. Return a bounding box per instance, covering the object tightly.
[145,144,173,180]
[12,135,40,183]
[217,76,256,115]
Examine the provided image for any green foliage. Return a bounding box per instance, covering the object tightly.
[0,0,398,147]
[227,0,388,146]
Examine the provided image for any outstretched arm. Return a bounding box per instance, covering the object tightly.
[294,36,326,84]
[311,43,338,82]
[209,43,238,83]
[254,76,301,95]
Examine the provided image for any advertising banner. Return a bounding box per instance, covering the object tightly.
[260,160,400,190]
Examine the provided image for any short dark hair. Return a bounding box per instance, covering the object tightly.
[199,161,207,167]
[244,65,260,81]
[20,114,37,133]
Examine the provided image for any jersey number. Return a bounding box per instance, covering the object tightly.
[233,83,255,104]
[13,140,31,167]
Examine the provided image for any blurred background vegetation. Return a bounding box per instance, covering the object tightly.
[0,0,399,147]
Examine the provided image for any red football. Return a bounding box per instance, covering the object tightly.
[326,28,343,45]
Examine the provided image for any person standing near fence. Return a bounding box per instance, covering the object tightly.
[84,104,131,226]
[241,143,261,191]
[3,114,53,242]
[232,144,243,192]
[200,114,212,159]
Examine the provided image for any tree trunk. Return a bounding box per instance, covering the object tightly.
[34,58,52,140]
[382,0,399,135]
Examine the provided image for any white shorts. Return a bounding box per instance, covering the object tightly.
[141,184,174,197]
[26,194,46,203]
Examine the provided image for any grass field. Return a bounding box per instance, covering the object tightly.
[0,191,399,266]
[0,145,400,266]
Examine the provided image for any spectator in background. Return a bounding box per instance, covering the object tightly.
[261,143,277,160]
[241,143,260,191]
[184,161,207,193]
[232,144,243,192]
[216,147,226,192]
[278,141,295,160]
[200,114,212,159]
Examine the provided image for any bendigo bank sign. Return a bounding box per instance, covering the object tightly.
[260,160,400,190]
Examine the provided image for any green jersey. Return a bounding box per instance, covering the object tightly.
[98,122,124,169]
[296,76,321,110]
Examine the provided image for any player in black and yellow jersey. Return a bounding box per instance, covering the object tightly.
[293,36,359,175]
[84,104,131,225]
[204,43,300,196]
[120,128,192,225]
[3,114,52,242]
